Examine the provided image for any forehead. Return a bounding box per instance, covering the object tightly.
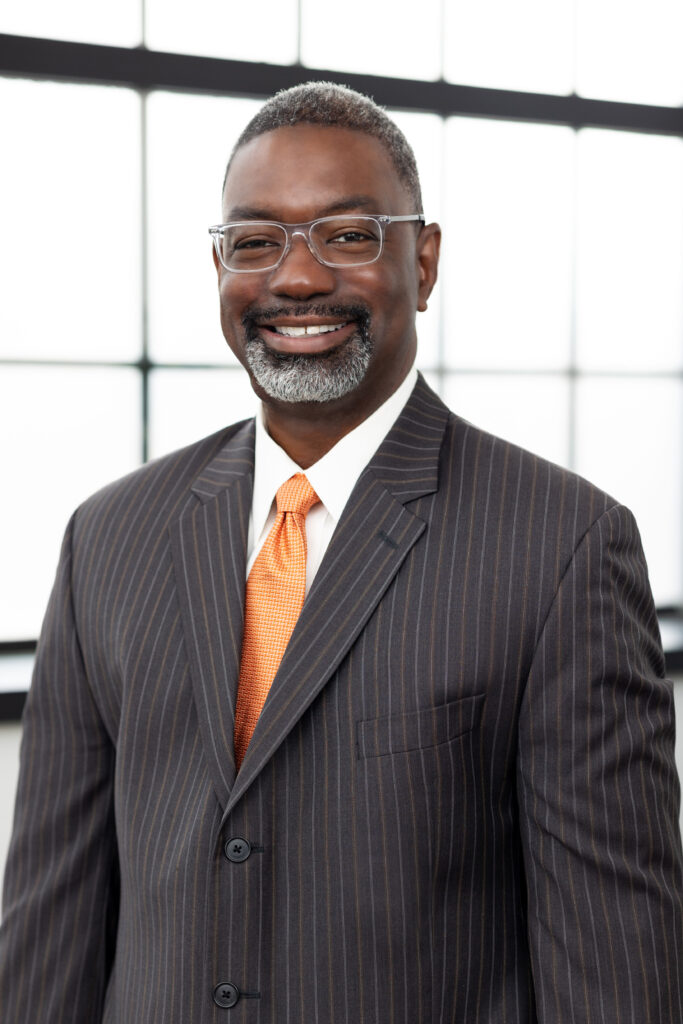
[223,124,409,221]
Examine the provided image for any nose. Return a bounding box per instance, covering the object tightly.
[267,231,336,299]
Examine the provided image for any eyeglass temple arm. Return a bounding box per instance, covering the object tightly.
[381,214,425,225]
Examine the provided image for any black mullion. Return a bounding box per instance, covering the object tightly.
[0,692,27,720]
[1,34,682,136]
[141,88,150,464]
[3,358,683,380]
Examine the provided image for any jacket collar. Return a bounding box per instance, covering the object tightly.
[171,374,451,816]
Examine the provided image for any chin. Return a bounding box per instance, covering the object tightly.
[244,333,372,404]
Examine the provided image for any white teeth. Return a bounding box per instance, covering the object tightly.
[271,323,346,337]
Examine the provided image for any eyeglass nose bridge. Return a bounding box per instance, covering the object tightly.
[275,224,327,271]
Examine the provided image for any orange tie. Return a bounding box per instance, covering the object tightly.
[234,473,320,769]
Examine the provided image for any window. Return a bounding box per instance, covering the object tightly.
[1,2,682,703]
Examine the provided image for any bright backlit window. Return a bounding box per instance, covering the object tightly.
[576,130,683,372]
[148,368,258,458]
[0,79,142,363]
[145,0,298,62]
[576,0,683,106]
[0,366,141,639]
[1,0,142,46]
[300,0,442,80]
[575,377,683,605]
[146,91,261,365]
[1,2,682,662]
[444,0,575,94]
[443,118,574,371]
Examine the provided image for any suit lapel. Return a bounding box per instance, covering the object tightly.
[170,419,254,810]
[227,376,450,814]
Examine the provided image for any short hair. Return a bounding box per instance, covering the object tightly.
[223,81,423,211]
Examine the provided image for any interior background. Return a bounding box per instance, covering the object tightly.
[1,0,682,881]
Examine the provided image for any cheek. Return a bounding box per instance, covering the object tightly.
[373,267,418,327]
[216,282,250,361]
[348,264,411,319]
[218,278,257,329]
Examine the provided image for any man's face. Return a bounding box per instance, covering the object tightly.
[215,123,440,417]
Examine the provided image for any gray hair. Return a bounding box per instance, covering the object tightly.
[223,81,423,211]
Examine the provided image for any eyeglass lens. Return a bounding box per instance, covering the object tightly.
[217,216,382,270]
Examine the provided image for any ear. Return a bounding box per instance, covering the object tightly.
[212,243,221,278]
[415,222,441,312]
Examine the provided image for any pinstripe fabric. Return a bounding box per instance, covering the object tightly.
[1,374,681,1023]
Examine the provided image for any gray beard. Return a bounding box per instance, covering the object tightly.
[244,329,373,404]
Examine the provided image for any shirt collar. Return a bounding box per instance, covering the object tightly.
[252,366,418,537]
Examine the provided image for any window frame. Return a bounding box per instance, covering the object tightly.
[1,32,682,719]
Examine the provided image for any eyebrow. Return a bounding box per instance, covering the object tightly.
[225,195,379,222]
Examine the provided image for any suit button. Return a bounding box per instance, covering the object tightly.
[213,982,240,1008]
[225,837,251,862]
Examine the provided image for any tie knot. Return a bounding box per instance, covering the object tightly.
[276,473,319,517]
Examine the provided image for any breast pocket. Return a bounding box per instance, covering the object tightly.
[356,693,485,759]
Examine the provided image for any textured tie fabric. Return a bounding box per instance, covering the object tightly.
[234,473,320,769]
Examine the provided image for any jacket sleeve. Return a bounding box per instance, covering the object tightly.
[0,512,118,1023]
[517,502,683,1023]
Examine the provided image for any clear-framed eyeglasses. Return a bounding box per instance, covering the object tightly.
[208,214,425,273]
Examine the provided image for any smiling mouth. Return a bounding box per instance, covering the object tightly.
[264,322,350,337]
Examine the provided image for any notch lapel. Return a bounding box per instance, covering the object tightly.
[170,419,254,811]
[227,376,450,814]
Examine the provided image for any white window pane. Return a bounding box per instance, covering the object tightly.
[443,118,574,370]
[145,0,297,62]
[445,0,574,94]
[0,0,141,46]
[576,130,683,373]
[575,377,683,607]
[149,368,258,459]
[577,0,683,106]
[443,373,570,467]
[0,654,34,694]
[421,370,441,396]
[388,111,444,223]
[389,110,445,370]
[300,0,441,80]
[146,92,261,365]
[0,366,142,640]
[0,79,142,362]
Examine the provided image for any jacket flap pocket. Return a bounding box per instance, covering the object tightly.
[357,693,485,759]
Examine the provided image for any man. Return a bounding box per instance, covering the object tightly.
[1,82,682,1023]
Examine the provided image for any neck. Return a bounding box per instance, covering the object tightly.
[262,404,372,469]
[261,371,412,468]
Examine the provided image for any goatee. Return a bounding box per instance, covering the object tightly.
[242,304,373,404]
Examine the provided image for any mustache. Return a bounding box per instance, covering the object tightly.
[242,303,371,328]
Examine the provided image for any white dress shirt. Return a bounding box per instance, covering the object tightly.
[247,367,418,595]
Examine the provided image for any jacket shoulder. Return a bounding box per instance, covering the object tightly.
[72,419,254,539]
[442,411,621,544]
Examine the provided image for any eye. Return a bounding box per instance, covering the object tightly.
[232,234,281,251]
[219,224,287,269]
[330,229,374,244]
[319,219,381,251]
[222,223,285,256]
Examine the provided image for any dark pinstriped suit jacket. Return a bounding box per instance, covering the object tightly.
[2,374,682,1023]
